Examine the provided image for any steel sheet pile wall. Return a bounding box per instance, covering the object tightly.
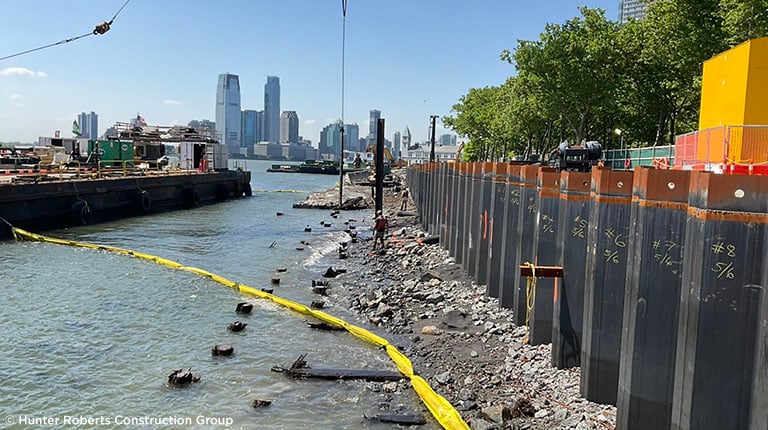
[581,168,634,405]
[617,167,691,430]
[474,163,494,286]
[407,163,767,429]
[486,163,508,298]
[512,165,541,325]
[671,171,768,430]
[497,164,523,309]
[529,167,561,345]
[552,171,592,368]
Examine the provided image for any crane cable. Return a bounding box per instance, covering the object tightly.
[0,0,131,62]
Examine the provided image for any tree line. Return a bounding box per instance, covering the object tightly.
[444,0,768,162]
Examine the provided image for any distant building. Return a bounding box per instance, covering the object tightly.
[77,111,98,140]
[320,121,343,160]
[439,133,457,146]
[393,131,401,159]
[367,109,381,145]
[188,119,216,130]
[280,111,299,144]
[343,123,360,152]
[402,127,413,150]
[216,73,242,154]
[243,110,266,146]
[403,145,461,165]
[619,0,650,23]
[264,76,281,143]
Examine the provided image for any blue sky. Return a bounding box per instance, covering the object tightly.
[0,0,617,145]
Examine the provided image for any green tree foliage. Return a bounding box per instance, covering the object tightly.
[444,1,768,160]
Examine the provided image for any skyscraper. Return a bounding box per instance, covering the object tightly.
[319,121,343,160]
[619,0,650,23]
[77,111,98,139]
[216,73,242,154]
[368,109,381,145]
[241,110,259,146]
[280,111,299,144]
[343,123,360,152]
[264,76,281,143]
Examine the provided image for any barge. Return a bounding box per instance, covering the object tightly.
[0,122,251,238]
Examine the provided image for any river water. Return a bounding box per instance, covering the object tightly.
[0,160,434,429]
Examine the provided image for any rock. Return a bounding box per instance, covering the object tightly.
[310,300,325,309]
[227,321,247,332]
[323,267,339,278]
[553,408,568,422]
[235,302,253,314]
[167,368,201,386]
[470,350,479,358]
[382,381,398,393]
[435,371,452,385]
[251,399,272,408]
[419,272,442,282]
[421,325,441,335]
[469,418,499,430]
[212,344,234,356]
[480,404,511,424]
[459,388,477,401]
[375,303,394,317]
[425,292,445,304]
[534,409,550,419]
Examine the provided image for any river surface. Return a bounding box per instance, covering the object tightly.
[0,160,433,429]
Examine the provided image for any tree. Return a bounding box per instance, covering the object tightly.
[503,8,623,146]
[720,0,768,45]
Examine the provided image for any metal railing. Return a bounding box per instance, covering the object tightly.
[674,125,768,173]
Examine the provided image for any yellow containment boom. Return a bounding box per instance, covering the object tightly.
[10,226,469,430]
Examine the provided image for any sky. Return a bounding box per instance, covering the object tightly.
[0,0,618,146]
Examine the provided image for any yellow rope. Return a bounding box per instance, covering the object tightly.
[523,262,537,345]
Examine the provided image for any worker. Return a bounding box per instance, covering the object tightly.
[400,187,410,211]
[372,210,388,250]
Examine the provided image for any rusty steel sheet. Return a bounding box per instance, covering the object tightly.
[552,170,592,369]
[528,167,561,345]
[438,163,453,248]
[511,165,541,325]
[581,168,634,405]
[497,164,524,309]
[474,162,495,287]
[616,167,691,430]
[485,163,508,298]
[671,171,768,430]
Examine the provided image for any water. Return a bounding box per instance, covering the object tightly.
[0,160,433,429]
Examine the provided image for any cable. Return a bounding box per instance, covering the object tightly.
[0,0,131,62]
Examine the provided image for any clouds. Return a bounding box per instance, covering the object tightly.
[304,119,316,125]
[9,94,23,107]
[0,67,47,78]
[163,99,182,105]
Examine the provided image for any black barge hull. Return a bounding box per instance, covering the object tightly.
[0,170,251,237]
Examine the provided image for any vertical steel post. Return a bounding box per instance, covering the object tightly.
[552,170,592,368]
[374,119,384,214]
[497,164,523,309]
[671,171,768,430]
[581,168,634,405]
[617,167,691,430]
[528,167,560,345]
[512,165,541,325]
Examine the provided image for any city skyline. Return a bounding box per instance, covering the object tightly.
[0,1,618,144]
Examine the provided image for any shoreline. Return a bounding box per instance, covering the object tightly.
[303,175,617,429]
